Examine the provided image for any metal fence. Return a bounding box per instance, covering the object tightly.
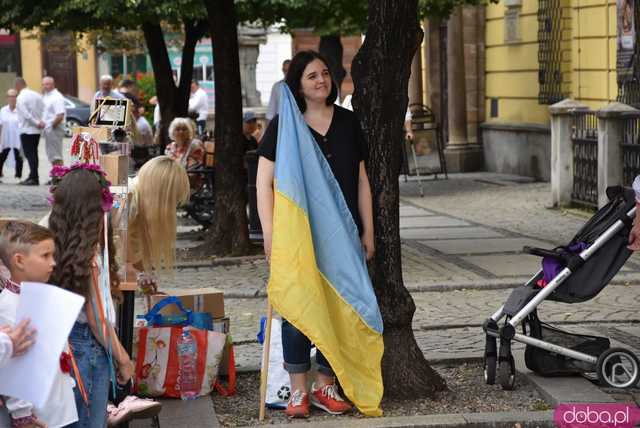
[571,111,598,207]
[622,117,640,186]
[538,0,565,105]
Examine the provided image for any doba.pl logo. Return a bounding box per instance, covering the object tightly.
[554,403,640,427]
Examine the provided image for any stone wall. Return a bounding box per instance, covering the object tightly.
[481,122,551,181]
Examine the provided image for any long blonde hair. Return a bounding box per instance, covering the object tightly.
[129,156,190,273]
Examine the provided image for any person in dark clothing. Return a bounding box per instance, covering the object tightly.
[242,111,259,152]
[255,50,374,419]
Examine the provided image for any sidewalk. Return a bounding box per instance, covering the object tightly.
[157,173,640,368]
[3,162,639,425]
[155,172,640,426]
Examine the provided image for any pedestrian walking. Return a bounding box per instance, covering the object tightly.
[0,89,23,183]
[265,59,291,123]
[42,76,66,171]
[188,81,208,137]
[15,77,44,186]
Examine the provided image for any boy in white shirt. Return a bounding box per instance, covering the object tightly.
[0,221,78,428]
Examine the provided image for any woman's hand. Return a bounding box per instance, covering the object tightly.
[117,357,135,385]
[361,229,375,261]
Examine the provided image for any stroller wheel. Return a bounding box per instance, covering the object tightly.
[596,347,640,389]
[498,358,516,390]
[484,356,497,385]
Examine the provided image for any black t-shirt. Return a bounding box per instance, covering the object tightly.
[257,105,367,233]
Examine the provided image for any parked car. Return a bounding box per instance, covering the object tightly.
[63,95,91,137]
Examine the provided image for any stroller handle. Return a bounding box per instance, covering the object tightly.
[522,246,564,260]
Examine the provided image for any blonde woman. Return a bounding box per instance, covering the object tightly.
[126,155,191,291]
[165,117,204,170]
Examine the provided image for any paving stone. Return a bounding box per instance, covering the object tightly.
[420,237,552,255]
[401,243,484,285]
[138,396,219,428]
[399,204,436,217]
[461,254,542,277]
[401,226,504,240]
[400,216,472,228]
[514,352,615,406]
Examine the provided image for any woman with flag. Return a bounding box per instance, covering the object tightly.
[256,50,384,418]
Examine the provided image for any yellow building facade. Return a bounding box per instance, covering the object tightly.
[463,0,623,180]
[485,0,618,125]
[18,31,97,103]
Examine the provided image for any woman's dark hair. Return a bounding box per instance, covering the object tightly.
[49,169,120,300]
[285,50,338,113]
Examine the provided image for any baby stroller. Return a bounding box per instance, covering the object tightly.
[482,186,639,390]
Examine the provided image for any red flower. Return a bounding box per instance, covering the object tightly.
[60,352,72,374]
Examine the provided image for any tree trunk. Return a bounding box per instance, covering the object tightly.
[142,21,204,149]
[351,0,447,398]
[319,34,346,97]
[201,0,251,256]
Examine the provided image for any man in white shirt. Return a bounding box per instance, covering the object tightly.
[266,59,291,122]
[188,80,209,136]
[15,77,44,186]
[91,74,124,113]
[41,77,66,170]
[0,89,23,183]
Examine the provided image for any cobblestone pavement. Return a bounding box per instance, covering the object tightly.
[4,168,640,381]
[1,138,68,221]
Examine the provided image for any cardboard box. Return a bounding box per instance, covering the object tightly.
[149,287,225,319]
[73,126,111,142]
[100,153,128,185]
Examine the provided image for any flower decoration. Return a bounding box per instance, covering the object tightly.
[59,352,72,374]
[48,162,113,212]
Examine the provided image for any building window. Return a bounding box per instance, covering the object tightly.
[617,0,640,107]
[0,34,18,73]
[538,0,565,104]
[110,53,147,78]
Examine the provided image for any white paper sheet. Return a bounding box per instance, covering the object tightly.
[0,283,84,407]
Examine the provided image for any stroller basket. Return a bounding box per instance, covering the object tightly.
[524,313,609,376]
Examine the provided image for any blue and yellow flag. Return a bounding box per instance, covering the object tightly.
[268,85,384,416]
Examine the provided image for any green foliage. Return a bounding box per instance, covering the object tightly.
[420,0,499,19]
[237,0,367,35]
[237,0,499,35]
[134,72,157,124]
[0,0,205,33]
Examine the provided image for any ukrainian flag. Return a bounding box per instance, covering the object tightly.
[268,85,384,416]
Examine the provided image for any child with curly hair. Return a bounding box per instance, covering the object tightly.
[48,164,135,428]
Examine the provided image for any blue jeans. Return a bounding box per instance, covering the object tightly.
[196,120,206,137]
[67,322,110,428]
[281,320,334,376]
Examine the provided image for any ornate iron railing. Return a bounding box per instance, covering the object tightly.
[571,111,598,207]
[622,117,640,185]
[538,0,565,104]
[616,0,640,107]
